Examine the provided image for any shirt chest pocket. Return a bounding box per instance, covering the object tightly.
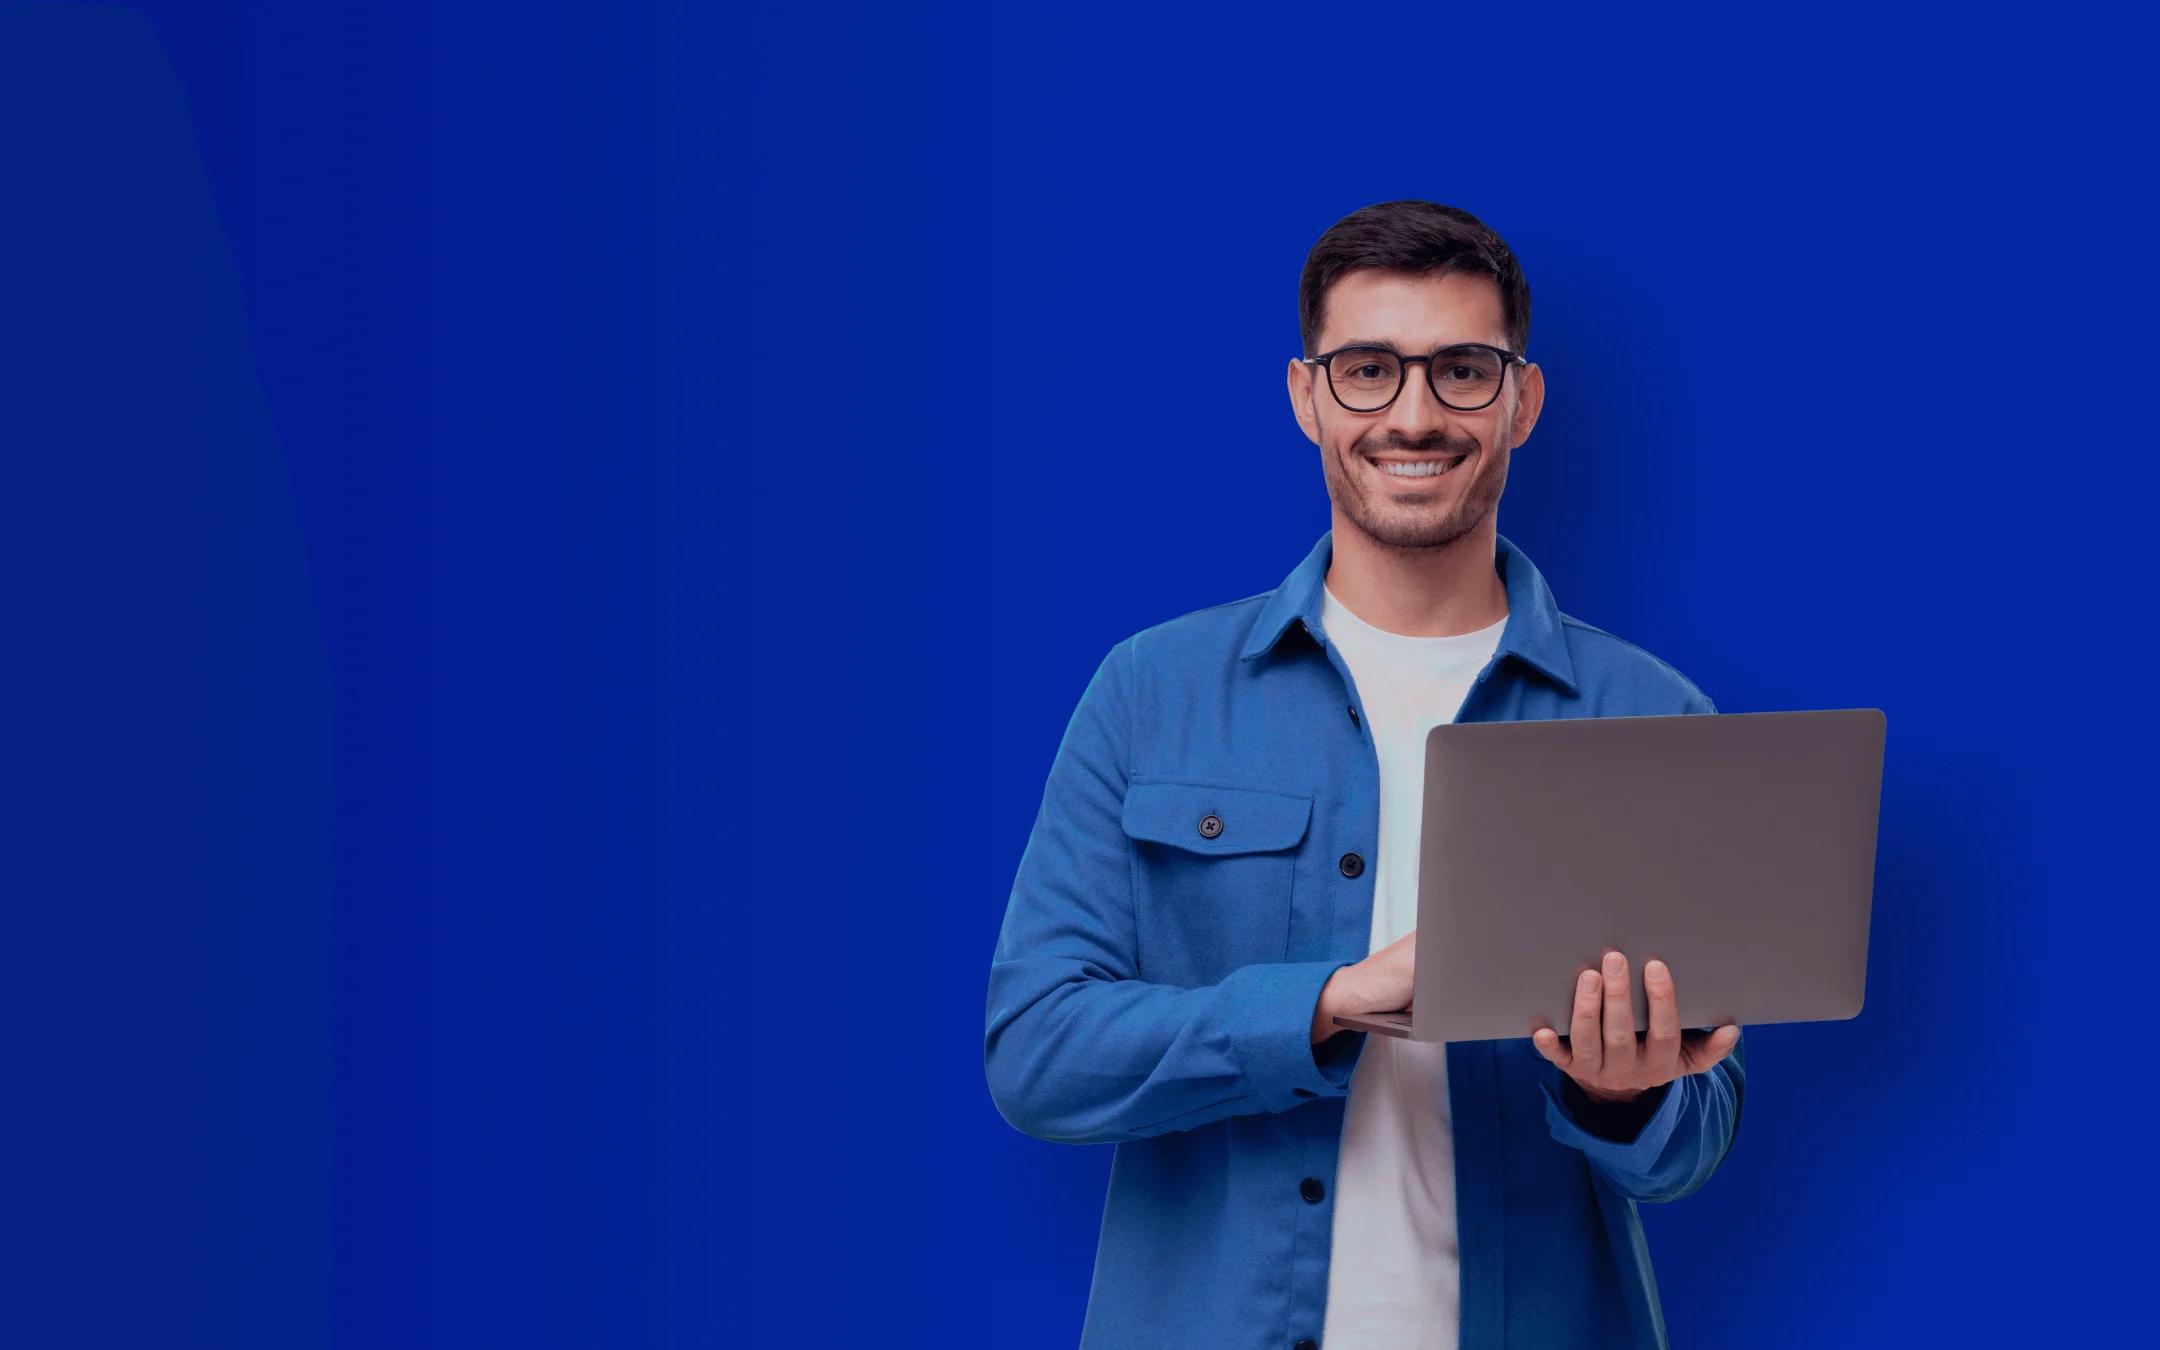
[1120,779,1313,985]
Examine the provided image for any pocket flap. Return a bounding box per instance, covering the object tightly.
[1121,779,1313,855]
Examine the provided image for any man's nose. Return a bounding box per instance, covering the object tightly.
[1383,359,1452,435]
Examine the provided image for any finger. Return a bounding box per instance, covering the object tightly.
[1680,1024,1742,1075]
[1531,1025,1569,1070]
[1569,967,1603,1078]
[1600,950,1635,1078]
[1642,958,1682,1081]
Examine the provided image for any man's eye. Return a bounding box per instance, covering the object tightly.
[1352,364,1388,379]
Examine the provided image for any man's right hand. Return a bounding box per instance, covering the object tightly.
[1310,929,1416,1043]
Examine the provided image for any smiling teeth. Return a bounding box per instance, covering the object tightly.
[1377,456,1465,477]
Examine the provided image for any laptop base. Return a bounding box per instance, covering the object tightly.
[1331,1011,1413,1039]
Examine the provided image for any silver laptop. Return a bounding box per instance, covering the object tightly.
[1334,708,1886,1043]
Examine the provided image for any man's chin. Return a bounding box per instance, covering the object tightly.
[1346,507,1480,551]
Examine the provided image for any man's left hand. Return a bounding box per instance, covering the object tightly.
[1530,950,1741,1103]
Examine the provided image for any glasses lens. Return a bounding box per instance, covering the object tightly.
[1325,348,1402,411]
[1432,346,1505,408]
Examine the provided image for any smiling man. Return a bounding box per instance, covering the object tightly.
[985,200,1745,1350]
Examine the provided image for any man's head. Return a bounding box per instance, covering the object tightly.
[1287,201,1543,552]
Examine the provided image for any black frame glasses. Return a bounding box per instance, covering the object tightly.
[1301,342,1528,413]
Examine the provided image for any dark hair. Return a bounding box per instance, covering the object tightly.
[1298,200,1530,360]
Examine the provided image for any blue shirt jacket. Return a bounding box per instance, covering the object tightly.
[985,528,1747,1350]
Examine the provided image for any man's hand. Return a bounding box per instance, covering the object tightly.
[1530,950,1741,1101]
[1310,929,1415,1043]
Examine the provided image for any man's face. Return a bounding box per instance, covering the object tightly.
[1287,268,1544,550]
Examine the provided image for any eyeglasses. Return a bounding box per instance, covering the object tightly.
[1301,342,1527,413]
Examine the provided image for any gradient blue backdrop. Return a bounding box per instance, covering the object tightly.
[7,2,2153,1345]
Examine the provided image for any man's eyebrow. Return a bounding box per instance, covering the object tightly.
[1330,337,1509,352]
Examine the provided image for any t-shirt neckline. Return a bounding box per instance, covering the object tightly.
[1321,582,1509,649]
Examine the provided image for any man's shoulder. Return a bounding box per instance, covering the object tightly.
[1096,589,1718,710]
[1114,590,1274,666]
[1556,612,1717,711]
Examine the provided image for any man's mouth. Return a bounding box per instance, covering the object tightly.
[1366,450,1472,483]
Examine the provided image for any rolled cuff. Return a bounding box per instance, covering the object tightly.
[1542,1073,1683,1171]
[1221,959,1365,1113]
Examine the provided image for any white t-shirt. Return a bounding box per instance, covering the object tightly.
[1317,581,1508,1350]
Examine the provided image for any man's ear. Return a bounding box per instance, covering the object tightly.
[1508,360,1546,449]
[1287,357,1323,447]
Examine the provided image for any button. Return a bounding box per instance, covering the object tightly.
[1347,704,1359,726]
[1198,813,1223,839]
[1295,1340,1318,1350]
[1339,852,1364,878]
[1300,1177,1325,1204]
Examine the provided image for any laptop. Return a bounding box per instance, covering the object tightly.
[1333,707,1886,1043]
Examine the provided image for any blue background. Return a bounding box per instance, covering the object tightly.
[6,1,2152,1345]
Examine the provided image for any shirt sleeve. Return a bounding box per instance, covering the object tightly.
[1539,1028,1747,1203]
[1557,1073,1671,1140]
[984,639,1366,1145]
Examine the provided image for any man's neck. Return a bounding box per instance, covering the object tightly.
[1321,509,1508,638]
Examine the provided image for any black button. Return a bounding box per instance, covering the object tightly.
[1198,813,1223,839]
[1300,1177,1325,1204]
[1295,1340,1319,1350]
[1347,704,1359,726]
[1339,852,1364,878]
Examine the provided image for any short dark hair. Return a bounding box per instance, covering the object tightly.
[1298,200,1531,360]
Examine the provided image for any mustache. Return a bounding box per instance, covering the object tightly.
[1358,432,1480,457]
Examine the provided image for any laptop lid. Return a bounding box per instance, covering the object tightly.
[1334,708,1884,1043]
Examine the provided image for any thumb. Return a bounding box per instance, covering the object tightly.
[1680,1024,1741,1073]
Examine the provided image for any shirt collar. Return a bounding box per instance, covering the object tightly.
[1236,527,1581,695]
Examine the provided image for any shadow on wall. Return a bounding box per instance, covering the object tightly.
[1,7,332,1346]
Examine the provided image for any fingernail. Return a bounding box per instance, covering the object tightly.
[1603,952,1624,974]
[1646,960,1666,979]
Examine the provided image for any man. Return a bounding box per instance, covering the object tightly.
[984,200,1745,1350]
